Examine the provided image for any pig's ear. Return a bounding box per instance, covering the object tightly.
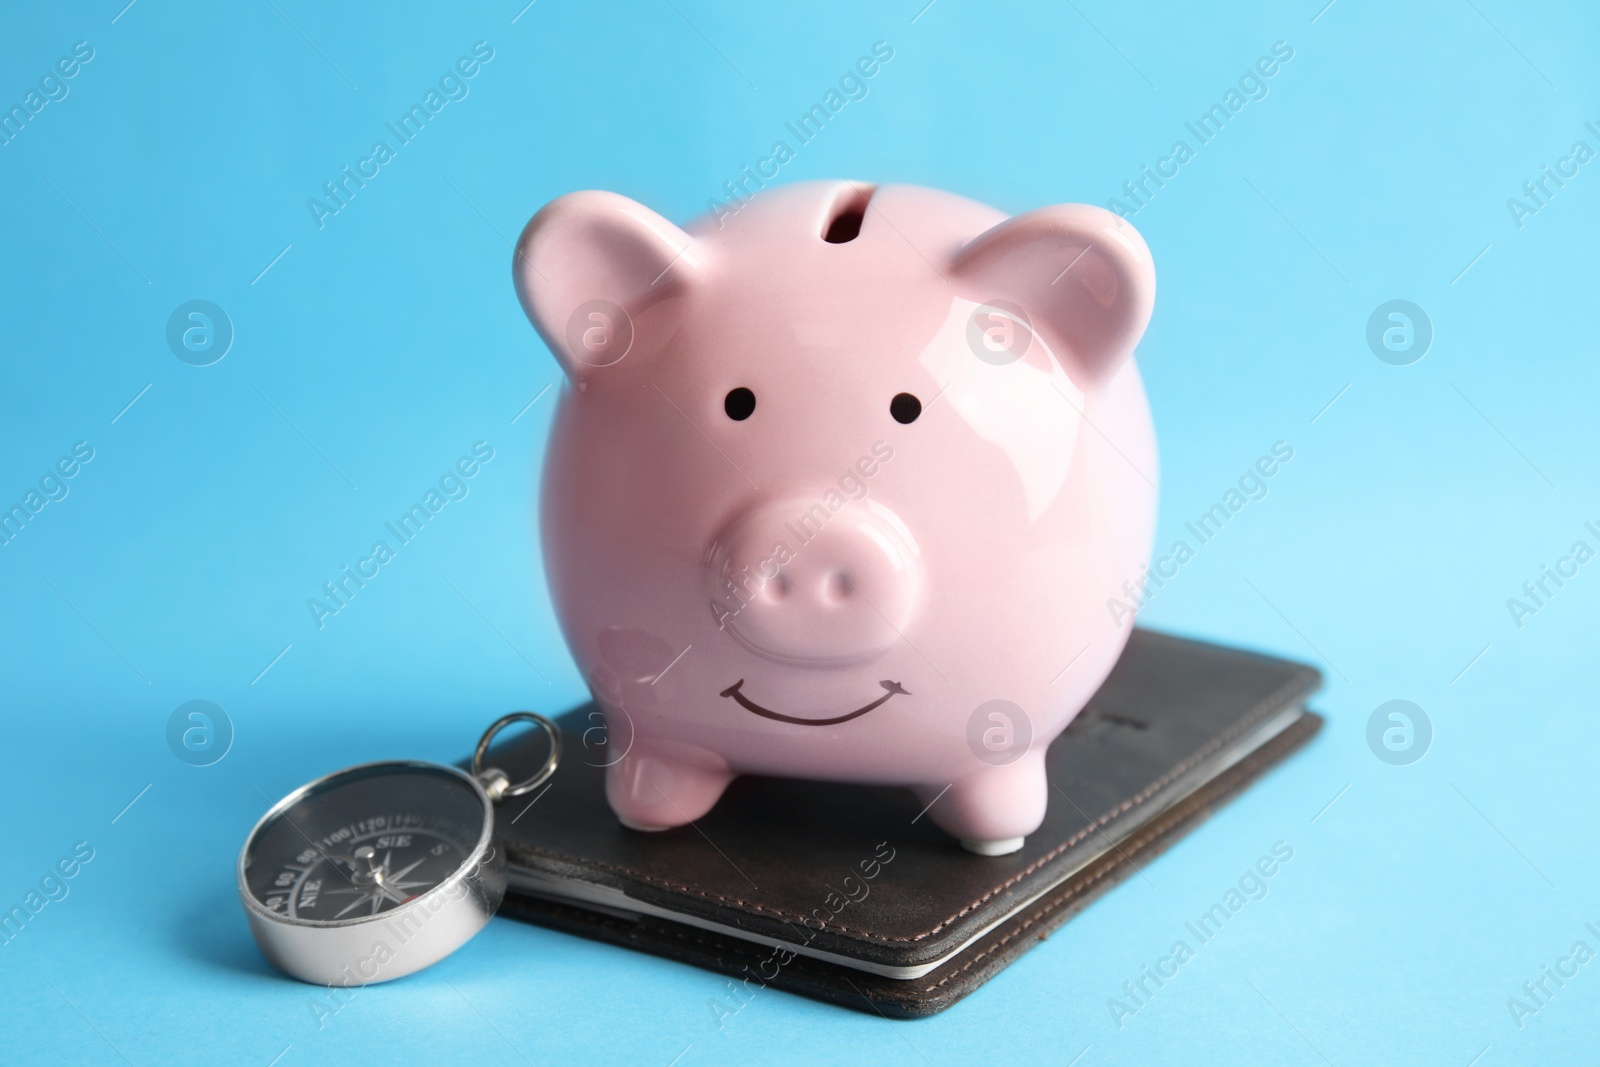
[513,191,702,377]
[950,204,1154,388]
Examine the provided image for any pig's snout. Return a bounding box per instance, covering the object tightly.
[706,496,921,666]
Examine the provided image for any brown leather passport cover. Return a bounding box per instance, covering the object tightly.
[484,628,1323,1017]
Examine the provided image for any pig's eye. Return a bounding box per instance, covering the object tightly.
[724,387,756,421]
[890,392,922,424]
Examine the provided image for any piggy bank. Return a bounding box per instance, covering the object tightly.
[514,181,1156,855]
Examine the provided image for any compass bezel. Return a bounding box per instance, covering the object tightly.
[237,759,506,985]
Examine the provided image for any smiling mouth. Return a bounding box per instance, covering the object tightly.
[718,679,909,726]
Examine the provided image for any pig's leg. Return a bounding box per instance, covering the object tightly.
[605,745,735,831]
[914,754,1049,856]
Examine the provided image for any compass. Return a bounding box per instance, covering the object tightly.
[238,714,558,985]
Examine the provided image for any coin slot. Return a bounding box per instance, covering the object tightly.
[822,185,874,243]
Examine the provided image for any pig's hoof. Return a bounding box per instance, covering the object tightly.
[960,836,1025,857]
[913,758,1049,851]
[605,746,733,831]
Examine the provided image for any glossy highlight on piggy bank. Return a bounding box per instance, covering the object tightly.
[514,181,1157,855]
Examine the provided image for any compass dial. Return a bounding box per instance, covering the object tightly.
[241,763,490,925]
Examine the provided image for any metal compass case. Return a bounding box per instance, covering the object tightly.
[237,714,558,985]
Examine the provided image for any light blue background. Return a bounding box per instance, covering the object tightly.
[2,0,1597,1063]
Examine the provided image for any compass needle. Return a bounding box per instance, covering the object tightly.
[376,883,412,906]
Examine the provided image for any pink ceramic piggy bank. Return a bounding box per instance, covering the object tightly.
[514,181,1156,855]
